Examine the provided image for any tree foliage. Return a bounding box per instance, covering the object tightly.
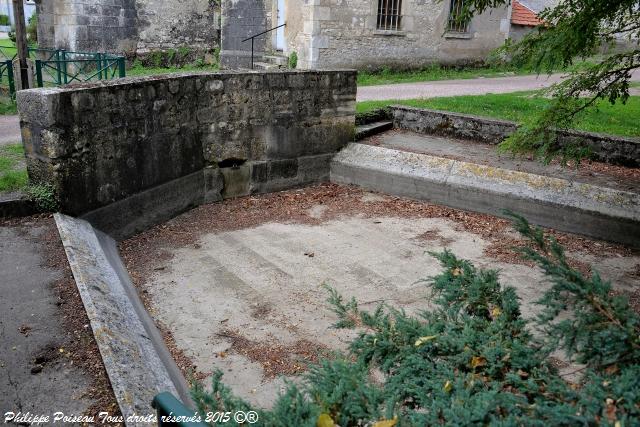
[460,0,640,163]
[192,214,640,426]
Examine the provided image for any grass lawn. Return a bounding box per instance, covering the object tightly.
[0,38,17,60]
[127,62,220,77]
[357,59,599,87]
[0,143,28,193]
[0,95,17,115]
[357,92,640,138]
[357,66,526,86]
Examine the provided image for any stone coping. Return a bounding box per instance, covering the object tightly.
[55,214,193,425]
[331,143,640,247]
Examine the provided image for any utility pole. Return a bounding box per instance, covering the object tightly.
[12,0,29,89]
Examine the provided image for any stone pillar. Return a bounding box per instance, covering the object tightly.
[220,0,271,69]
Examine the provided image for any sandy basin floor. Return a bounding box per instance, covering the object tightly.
[120,184,640,408]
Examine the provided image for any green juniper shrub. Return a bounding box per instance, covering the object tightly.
[192,213,640,426]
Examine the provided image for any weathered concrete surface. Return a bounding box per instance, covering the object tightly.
[355,121,393,140]
[370,131,639,194]
[331,143,640,247]
[144,206,640,409]
[0,191,36,218]
[391,105,640,167]
[17,70,356,237]
[0,223,94,419]
[0,114,20,146]
[55,214,191,424]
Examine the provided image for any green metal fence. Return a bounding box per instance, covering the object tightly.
[0,59,15,96]
[0,45,126,96]
[34,52,126,87]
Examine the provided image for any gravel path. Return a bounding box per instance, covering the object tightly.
[0,115,20,146]
[357,71,640,102]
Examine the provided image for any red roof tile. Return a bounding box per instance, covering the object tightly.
[511,0,543,26]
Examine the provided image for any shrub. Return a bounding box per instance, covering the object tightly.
[0,14,9,26]
[288,51,298,69]
[192,214,640,426]
[27,183,58,212]
[26,13,37,43]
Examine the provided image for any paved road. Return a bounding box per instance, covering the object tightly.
[0,114,20,146]
[0,219,94,420]
[357,72,640,102]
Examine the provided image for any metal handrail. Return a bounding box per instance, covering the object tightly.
[241,23,286,70]
[153,392,208,426]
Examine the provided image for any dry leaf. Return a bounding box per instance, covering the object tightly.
[415,335,438,347]
[373,417,398,427]
[491,307,502,318]
[317,413,335,427]
[471,356,487,369]
[444,380,453,393]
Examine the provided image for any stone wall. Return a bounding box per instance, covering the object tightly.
[36,0,219,56]
[391,106,640,167]
[17,70,356,237]
[290,0,511,70]
[136,0,220,54]
[220,0,272,69]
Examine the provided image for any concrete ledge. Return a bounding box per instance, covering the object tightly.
[391,105,640,167]
[0,192,37,218]
[81,171,209,241]
[250,154,334,194]
[55,214,192,425]
[355,121,394,140]
[331,143,640,247]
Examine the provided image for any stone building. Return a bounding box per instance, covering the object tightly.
[35,0,220,56]
[508,0,553,41]
[221,0,518,70]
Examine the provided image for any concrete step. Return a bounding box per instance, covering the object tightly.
[253,61,283,70]
[263,54,288,66]
[330,143,640,247]
[355,121,393,140]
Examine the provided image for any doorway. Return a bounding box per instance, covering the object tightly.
[276,0,285,51]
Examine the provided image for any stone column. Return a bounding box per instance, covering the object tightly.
[220,0,271,69]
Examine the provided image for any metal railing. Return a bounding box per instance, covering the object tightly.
[447,0,470,33]
[0,45,126,93]
[153,392,208,426]
[35,53,125,88]
[241,23,286,70]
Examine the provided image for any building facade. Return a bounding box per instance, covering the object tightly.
[221,0,516,70]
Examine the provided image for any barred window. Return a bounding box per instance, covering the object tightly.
[447,0,470,33]
[377,0,402,31]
